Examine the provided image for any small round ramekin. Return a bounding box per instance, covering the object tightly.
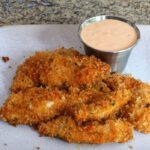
[79,15,140,72]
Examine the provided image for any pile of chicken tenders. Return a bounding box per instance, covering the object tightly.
[0,48,149,144]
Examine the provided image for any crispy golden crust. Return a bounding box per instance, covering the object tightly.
[106,73,150,133]
[38,116,133,144]
[0,48,149,144]
[67,89,131,122]
[0,86,98,125]
[0,87,68,125]
[121,82,150,133]
[104,73,140,90]
[74,55,110,88]
[11,48,80,92]
[134,110,150,133]
[11,48,110,92]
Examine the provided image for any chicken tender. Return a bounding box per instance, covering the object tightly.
[106,73,150,133]
[0,87,97,125]
[38,116,133,144]
[11,48,80,92]
[11,48,110,92]
[120,82,150,133]
[67,89,131,122]
[0,87,68,125]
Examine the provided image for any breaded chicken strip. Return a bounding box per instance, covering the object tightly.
[67,89,131,122]
[105,73,150,133]
[38,116,133,144]
[120,82,150,133]
[11,48,80,92]
[0,87,96,125]
[121,103,150,133]
[11,48,110,92]
[0,87,67,125]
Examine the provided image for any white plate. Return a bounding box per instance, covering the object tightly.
[0,25,150,150]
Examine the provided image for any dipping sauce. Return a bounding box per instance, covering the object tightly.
[80,19,137,51]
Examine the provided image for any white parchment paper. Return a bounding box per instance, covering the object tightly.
[0,25,149,150]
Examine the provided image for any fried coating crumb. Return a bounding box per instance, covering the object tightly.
[75,55,110,88]
[0,86,98,125]
[67,89,131,122]
[106,73,150,133]
[35,146,40,150]
[2,56,9,63]
[11,48,110,92]
[38,116,133,144]
[0,48,149,144]
[0,87,67,125]
[128,145,133,149]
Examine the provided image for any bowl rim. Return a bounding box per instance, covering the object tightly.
[78,15,141,54]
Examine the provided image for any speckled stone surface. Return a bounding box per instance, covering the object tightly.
[0,0,150,25]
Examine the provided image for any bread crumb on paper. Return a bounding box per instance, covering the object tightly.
[2,56,9,63]
[36,146,40,150]
[128,145,133,149]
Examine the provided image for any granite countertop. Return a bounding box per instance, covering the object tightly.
[0,0,150,25]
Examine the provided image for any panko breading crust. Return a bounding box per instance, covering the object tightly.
[0,87,98,125]
[11,48,110,93]
[106,73,150,133]
[0,87,67,125]
[66,89,131,122]
[38,116,133,144]
[0,48,150,144]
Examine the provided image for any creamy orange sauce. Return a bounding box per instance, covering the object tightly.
[81,19,137,51]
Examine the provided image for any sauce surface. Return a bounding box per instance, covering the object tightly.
[81,19,137,51]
